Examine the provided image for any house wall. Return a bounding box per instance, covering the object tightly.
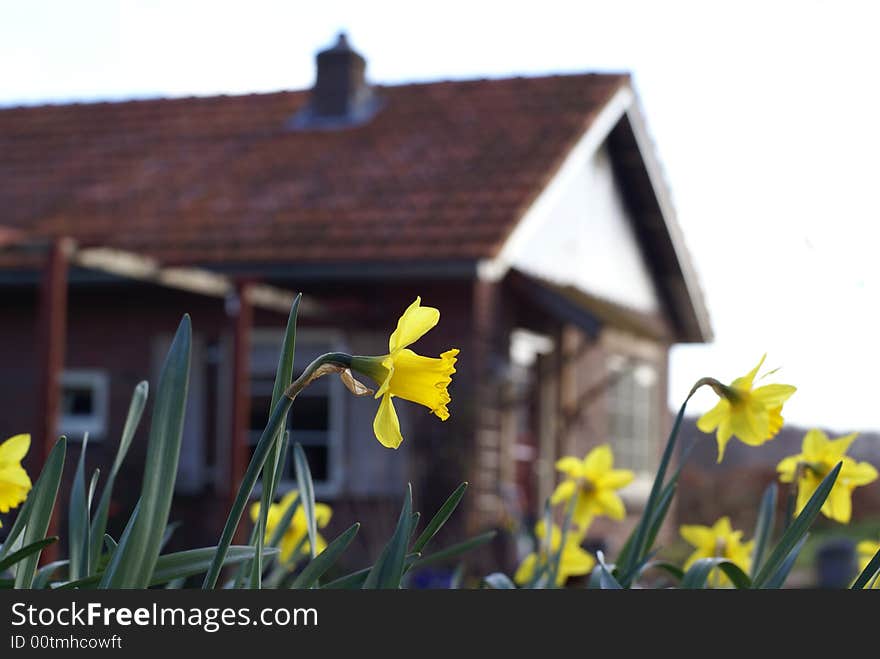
[505,142,662,315]
[0,278,477,566]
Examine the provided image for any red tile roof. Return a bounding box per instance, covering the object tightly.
[0,74,628,266]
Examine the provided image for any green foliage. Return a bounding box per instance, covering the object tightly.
[4,293,861,591]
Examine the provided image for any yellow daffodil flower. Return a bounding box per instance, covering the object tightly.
[0,433,32,528]
[856,539,880,589]
[776,429,878,524]
[249,490,332,563]
[514,520,595,587]
[550,444,634,530]
[680,516,753,587]
[350,297,459,449]
[696,354,796,462]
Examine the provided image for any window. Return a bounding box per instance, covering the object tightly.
[59,370,109,440]
[248,331,344,497]
[607,356,658,475]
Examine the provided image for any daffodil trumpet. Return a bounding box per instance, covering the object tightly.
[276,298,459,450]
[349,297,459,449]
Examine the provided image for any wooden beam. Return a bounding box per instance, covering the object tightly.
[33,237,72,563]
[228,280,254,514]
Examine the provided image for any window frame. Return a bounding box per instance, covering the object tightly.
[249,328,346,499]
[606,354,659,505]
[58,369,110,441]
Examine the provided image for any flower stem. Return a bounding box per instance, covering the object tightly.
[283,352,352,400]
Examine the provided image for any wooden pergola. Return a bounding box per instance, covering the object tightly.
[0,230,303,559]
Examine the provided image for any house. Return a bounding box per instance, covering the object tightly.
[0,34,710,568]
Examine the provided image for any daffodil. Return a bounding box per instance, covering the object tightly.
[680,516,753,587]
[856,539,880,589]
[249,490,332,563]
[350,297,459,449]
[696,354,796,462]
[0,434,32,527]
[514,520,595,587]
[776,429,878,524]
[550,444,634,530]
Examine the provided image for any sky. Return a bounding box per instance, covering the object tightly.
[2,0,880,431]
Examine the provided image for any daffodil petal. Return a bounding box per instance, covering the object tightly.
[826,433,858,460]
[697,400,729,433]
[572,492,595,529]
[731,403,770,446]
[841,459,879,487]
[776,455,801,482]
[716,419,734,463]
[751,384,797,407]
[826,484,852,524]
[314,503,333,527]
[680,524,714,550]
[598,469,635,490]
[373,394,404,449]
[0,434,30,464]
[550,479,577,505]
[388,297,440,354]
[595,489,626,520]
[582,444,613,480]
[802,428,829,459]
[514,553,538,585]
[712,516,733,537]
[555,456,585,479]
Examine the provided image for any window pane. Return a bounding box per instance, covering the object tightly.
[292,444,328,482]
[289,396,329,431]
[62,386,94,416]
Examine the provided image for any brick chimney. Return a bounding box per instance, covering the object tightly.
[290,32,381,129]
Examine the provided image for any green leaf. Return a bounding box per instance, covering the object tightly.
[320,566,370,589]
[253,295,301,589]
[68,434,91,580]
[60,546,279,589]
[152,546,279,586]
[0,495,33,562]
[593,561,623,590]
[760,534,807,589]
[483,572,516,589]
[413,531,497,569]
[161,521,181,552]
[98,499,141,588]
[290,523,360,589]
[450,563,466,589]
[680,557,752,589]
[14,436,67,589]
[103,316,191,588]
[293,442,318,560]
[268,494,300,549]
[752,462,842,588]
[411,482,468,554]
[33,560,69,589]
[0,537,58,574]
[852,545,880,589]
[619,412,695,585]
[640,561,684,582]
[89,381,148,569]
[750,482,777,579]
[363,484,413,589]
[202,394,293,589]
[548,492,577,588]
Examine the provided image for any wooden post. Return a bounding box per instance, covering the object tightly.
[34,237,72,563]
[470,278,503,532]
[228,280,254,514]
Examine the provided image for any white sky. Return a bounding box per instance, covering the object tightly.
[3,0,879,431]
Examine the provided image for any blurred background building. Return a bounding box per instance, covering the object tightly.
[0,34,711,570]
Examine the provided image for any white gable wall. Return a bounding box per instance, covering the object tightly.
[506,141,660,314]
